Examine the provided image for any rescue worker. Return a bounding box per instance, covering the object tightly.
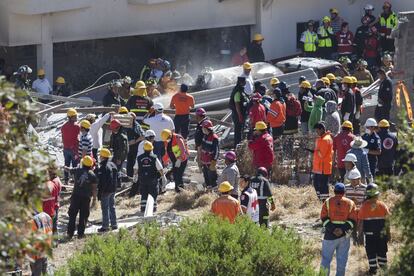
[377,119,398,177]
[103,80,126,107]
[362,118,382,177]
[358,183,391,274]
[248,93,266,136]
[97,148,118,232]
[14,65,32,90]
[269,77,280,92]
[32,69,52,96]
[169,83,195,139]
[43,163,62,235]
[200,120,219,188]
[329,8,344,34]
[376,1,397,53]
[340,76,356,123]
[211,181,241,224]
[317,16,335,59]
[229,76,248,148]
[363,4,376,24]
[320,183,357,276]
[350,76,364,135]
[336,22,354,58]
[333,121,355,181]
[30,211,53,276]
[239,175,259,223]
[240,62,254,95]
[143,102,175,162]
[248,121,274,172]
[298,80,314,135]
[355,16,372,59]
[312,122,334,202]
[284,92,302,135]
[53,76,72,97]
[268,88,286,141]
[119,76,132,100]
[126,80,153,123]
[300,20,318,57]
[218,151,240,199]
[109,119,129,175]
[137,141,166,213]
[353,59,374,87]
[381,53,394,72]
[194,108,208,168]
[326,73,340,98]
[65,156,98,239]
[342,153,358,184]
[78,120,93,159]
[348,136,373,184]
[146,78,161,99]
[325,101,341,136]
[336,56,351,77]
[231,46,249,66]
[61,108,80,185]
[316,78,337,103]
[250,167,275,227]
[86,112,111,160]
[345,168,367,245]
[364,26,380,71]
[375,69,393,121]
[139,58,157,82]
[247,33,265,63]
[161,129,189,192]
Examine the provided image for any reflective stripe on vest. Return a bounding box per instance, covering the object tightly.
[171,135,182,159]
[318,27,333,48]
[304,31,317,52]
[380,13,397,29]
[325,198,354,228]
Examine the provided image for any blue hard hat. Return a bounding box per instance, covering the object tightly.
[334,183,345,193]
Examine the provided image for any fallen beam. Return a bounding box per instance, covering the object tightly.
[29,92,94,106]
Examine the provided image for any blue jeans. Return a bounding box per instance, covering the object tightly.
[100,193,117,229]
[153,141,165,163]
[300,122,309,135]
[63,149,78,183]
[321,236,351,276]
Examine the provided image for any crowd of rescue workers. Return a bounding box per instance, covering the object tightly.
[2,2,404,275]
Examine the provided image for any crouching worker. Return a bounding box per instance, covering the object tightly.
[358,183,391,275]
[137,141,167,213]
[211,181,241,223]
[320,183,357,276]
[250,167,275,228]
[97,148,118,232]
[239,175,259,223]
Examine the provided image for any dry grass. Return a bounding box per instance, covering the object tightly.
[169,190,216,211]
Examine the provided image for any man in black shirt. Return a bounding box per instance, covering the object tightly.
[375,69,393,121]
[103,81,126,107]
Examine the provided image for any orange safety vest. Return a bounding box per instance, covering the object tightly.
[312,132,334,175]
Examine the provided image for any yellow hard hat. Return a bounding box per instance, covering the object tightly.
[300,80,312,89]
[118,106,129,114]
[80,120,91,129]
[253,33,264,41]
[326,73,336,81]
[330,8,339,14]
[135,80,146,89]
[67,108,77,117]
[243,62,252,70]
[254,121,267,131]
[81,156,94,167]
[270,78,280,86]
[323,16,331,22]
[143,141,154,151]
[341,76,353,84]
[350,76,358,84]
[342,120,353,129]
[378,119,390,128]
[37,68,45,76]
[218,181,234,193]
[321,77,331,85]
[100,148,112,158]
[161,129,172,141]
[56,76,65,84]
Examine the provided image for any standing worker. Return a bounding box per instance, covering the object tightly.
[298,80,314,135]
[375,69,393,121]
[317,16,335,59]
[195,108,208,167]
[170,83,195,139]
[30,211,53,276]
[376,1,397,54]
[350,76,364,135]
[86,112,112,160]
[239,175,259,223]
[61,108,80,185]
[211,181,241,224]
[300,20,318,57]
[248,93,267,135]
[218,151,240,199]
[358,183,391,274]
[247,34,265,63]
[353,60,374,87]
[65,156,98,239]
[329,8,344,34]
[340,76,356,123]
[103,81,126,107]
[161,129,189,193]
[78,120,93,159]
[96,148,118,232]
[377,119,398,177]
[250,167,275,228]
[240,62,254,95]
[333,121,355,181]
[137,141,166,213]
[229,77,249,148]
[336,22,354,58]
[32,69,52,96]
[348,137,373,184]
[362,118,382,177]
[248,121,274,173]
[109,119,129,176]
[320,183,357,276]
[268,88,286,142]
[126,81,153,124]
[200,120,220,189]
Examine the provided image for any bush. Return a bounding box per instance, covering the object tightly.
[57,216,316,275]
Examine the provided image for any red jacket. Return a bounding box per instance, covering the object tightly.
[249,102,267,128]
[364,35,379,59]
[61,121,80,151]
[231,53,249,66]
[248,132,274,169]
[333,131,355,169]
[42,177,62,218]
[336,31,354,55]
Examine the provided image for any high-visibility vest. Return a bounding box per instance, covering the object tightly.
[318,27,333,48]
[324,197,354,228]
[303,31,317,52]
[380,12,397,32]
[170,134,188,161]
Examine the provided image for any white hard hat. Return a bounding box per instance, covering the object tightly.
[365,118,378,127]
[145,129,156,137]
[347,168,361,180]
[342,153,358,163]
[364,4,374,11]
[153,102,164,111]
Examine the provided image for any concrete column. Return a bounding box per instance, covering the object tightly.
[36,14,53,83]
[251,0,263,38]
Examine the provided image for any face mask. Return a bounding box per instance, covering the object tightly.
[342,84,347,90]
[366,129,372,135]
[202,129,209,135]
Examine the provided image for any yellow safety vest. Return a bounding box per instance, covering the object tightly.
[318,27,333,48]
[380,12,397,29]
[303,31,317,52]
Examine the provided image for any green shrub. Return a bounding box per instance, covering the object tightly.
[57,216,316,276]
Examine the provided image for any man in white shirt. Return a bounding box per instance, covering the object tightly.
[143,102,175,161]
[240,62,254,95]
[32,69,52,95]
[85,112,112,159]
[137,130,156,158]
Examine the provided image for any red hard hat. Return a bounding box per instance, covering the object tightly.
[224,151,237,162]
[257,167,268,177]
[109,119,122,130]
[202,119,214,130]
[195,108,206,116]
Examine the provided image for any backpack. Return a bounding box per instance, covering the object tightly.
[286,97,302,117]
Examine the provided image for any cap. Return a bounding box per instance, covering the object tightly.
[153,102,164,111]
